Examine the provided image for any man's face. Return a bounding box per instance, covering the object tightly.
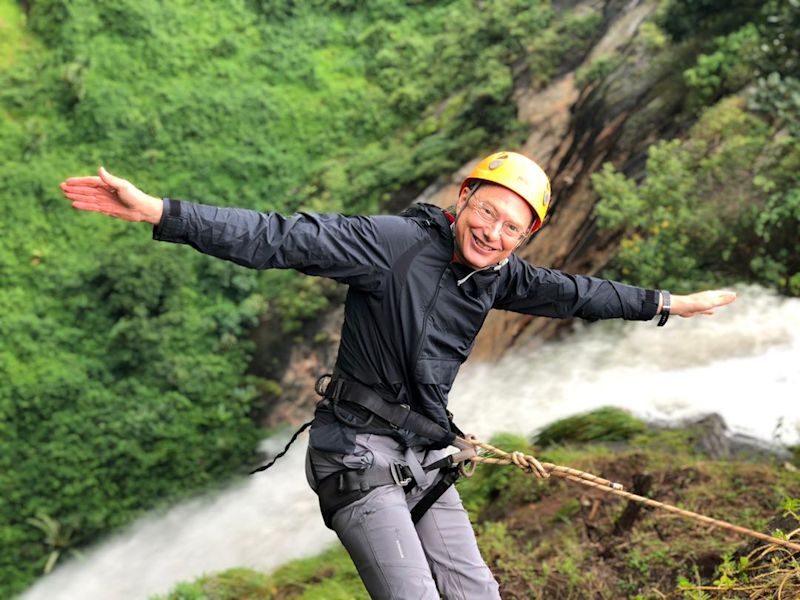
[453,183,534,270]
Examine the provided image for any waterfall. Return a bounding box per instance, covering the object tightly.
[21,284,800,600]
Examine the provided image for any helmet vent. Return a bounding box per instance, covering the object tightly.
[488,159,503,170]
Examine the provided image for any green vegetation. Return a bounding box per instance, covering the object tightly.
[0,0,608,594]
[151,547,367,600]
[3,0,798,595]
[592,0,800,294]
[533,407,646,447]
[156,417,800,598]
[575,53,625,88]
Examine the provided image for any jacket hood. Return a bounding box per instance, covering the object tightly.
[399,202,454,233]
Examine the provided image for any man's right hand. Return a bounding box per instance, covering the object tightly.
[60,167,164,225]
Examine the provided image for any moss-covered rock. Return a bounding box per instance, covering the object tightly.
[532,407,647,447]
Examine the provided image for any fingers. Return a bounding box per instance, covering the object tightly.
[60,166,149,222]
[672,290,737,318]
[60,184,116,198]
[696,290,736,311]
[62,176,106,187]
[61,188,119,209]
[712,290,737,307]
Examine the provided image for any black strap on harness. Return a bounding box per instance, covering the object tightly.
[410,466,461,523]
[318,374,467,524]
[250,373,471,526]
[320,374,457,446]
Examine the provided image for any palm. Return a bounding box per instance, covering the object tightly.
[60,167,161,223]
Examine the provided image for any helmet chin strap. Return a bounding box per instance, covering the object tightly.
[454,182,480,222]
[452,182,480,265]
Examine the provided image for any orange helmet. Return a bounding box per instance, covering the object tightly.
[460,151,551,233]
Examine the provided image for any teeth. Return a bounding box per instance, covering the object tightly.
[474,235,494,251]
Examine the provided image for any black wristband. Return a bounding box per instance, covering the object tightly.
[657,290,671,327]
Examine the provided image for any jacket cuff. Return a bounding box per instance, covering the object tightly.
[641,288,660,320]
[153,198,185,242]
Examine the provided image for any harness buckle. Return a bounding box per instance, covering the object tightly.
[390,463,412,487]
[314,374,333,397]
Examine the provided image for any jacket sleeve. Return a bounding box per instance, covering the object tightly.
[152,198,421,290]
[493,256,660,321]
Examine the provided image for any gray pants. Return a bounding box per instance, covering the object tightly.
[306,434,500,599]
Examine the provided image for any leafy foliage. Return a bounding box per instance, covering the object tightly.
[151,547,367,599]
[593,94,799,293]
[533,407,646,448]
[592,0,800,293]
[0,0,604,594]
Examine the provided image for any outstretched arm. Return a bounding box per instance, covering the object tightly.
[60,167,163,224]
[60,166,427,291]
[494,259,737,323]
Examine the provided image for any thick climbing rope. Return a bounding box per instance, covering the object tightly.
[458,434,800,553]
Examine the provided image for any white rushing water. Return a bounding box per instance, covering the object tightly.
[21,285,800,600]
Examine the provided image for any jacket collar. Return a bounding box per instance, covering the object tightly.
[401,202,510,287]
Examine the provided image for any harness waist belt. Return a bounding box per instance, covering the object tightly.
[326,377,456,446]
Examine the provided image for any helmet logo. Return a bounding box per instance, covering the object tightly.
[488,159,504,170]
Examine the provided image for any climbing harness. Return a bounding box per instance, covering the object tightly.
[250,373,475,525]
[311,373,476,526]
[317,373,458,446]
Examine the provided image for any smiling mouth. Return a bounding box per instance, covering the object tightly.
[472,233,499,252]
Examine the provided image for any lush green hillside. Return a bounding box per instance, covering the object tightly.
[2,0,799,596]
[0,0,603,594]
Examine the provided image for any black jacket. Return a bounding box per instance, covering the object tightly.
[154,199,660,452]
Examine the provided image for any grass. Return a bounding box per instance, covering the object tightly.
[151,547,366,600]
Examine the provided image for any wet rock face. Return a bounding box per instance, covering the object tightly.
[681,413,791,462]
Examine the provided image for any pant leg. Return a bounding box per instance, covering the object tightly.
[411,474,500,599]
[331,484,440,600]
[306,435,499,599]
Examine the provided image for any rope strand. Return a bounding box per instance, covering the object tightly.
[460,435,800,553]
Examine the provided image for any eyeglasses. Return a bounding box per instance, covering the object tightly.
[468,197,530,241]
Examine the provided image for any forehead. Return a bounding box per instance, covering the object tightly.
[477,184,533,226]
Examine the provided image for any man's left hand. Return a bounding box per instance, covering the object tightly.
[668,290,737,318]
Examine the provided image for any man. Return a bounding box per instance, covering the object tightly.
[60,152,735,599]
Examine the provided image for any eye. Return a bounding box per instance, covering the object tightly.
[478,203,496,220]
[504,223,521,236]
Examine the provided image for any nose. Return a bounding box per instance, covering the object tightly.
[485,220,503,242]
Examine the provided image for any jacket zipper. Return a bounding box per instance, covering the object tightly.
[411,264,449,368]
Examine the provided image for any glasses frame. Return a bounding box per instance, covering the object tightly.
[467,194,531,242]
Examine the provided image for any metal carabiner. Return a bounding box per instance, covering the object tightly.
[314,373,333,397]
[390,463,412,487]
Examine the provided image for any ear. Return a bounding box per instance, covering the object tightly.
[456,185,471,215]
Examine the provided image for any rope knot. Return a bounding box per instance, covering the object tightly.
[510,451,549,479]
